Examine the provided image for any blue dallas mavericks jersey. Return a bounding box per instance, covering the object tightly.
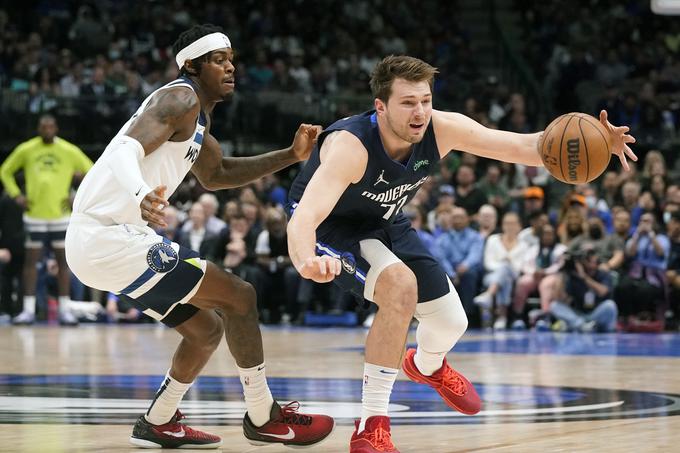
[289,110,440,235]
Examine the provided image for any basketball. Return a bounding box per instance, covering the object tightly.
[538,113,612,184]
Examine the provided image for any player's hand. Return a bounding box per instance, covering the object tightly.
[599,110,637,171]
[290,124,323,162]
[299,255,341,283]
[140,185,169,228]
[14,195,27,210]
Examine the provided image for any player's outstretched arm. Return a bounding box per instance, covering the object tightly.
[287,131,367,283]
[192,124,322,190]
[432,109,543,166]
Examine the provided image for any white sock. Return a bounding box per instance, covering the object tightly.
[22,296,36,315]
[58,296,71,315]
[414,348,447,376]
[238,362,274,427]
[145,371,192,425]
[358,362,397,433]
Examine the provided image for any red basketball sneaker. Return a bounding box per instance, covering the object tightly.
[243,401,335,447]
[350,416,399,453]
[129,409,222,449]
[402,348,481,415]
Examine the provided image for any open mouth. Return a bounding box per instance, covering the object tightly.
[409,123,424,132]
[223,79,235,88]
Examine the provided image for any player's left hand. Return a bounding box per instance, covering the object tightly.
[290,124,323,161]
[599,110,637,171]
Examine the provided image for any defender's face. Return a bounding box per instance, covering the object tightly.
[379,78,432,144]
[199,48,235,100]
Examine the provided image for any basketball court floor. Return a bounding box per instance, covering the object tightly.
[1,324,679,452]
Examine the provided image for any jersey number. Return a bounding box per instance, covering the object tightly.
[381,196,409,220]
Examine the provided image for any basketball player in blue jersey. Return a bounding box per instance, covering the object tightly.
[65,24,334,449]
[287,55,636,453]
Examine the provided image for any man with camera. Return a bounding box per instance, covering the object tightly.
[549,246,618,332]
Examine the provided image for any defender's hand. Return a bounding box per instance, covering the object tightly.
[599,110,637,171]
[290,124,323,162]
[140,185,168,228]
[299,255,341,283]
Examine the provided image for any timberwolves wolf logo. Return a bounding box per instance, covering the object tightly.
[374,170,389,187]
[146,243,178,273]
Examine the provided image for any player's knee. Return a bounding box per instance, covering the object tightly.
[227,280,257,317]
[376,265,417,316]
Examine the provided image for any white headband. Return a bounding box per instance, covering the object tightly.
[175,32,231,69]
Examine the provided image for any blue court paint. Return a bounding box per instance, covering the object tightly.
[331,331,680,357]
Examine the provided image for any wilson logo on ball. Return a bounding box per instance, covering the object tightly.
[566,138,581,181]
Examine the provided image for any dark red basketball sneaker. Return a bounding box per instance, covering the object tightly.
[349,416,399,453]
[243,401,335,447]
[402,348,481,415]
[129,409,222,449]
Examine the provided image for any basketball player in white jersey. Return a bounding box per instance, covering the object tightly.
[65,24,334,449]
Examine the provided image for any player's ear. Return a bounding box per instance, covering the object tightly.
[184,59,199,76]
[374,98,386,115]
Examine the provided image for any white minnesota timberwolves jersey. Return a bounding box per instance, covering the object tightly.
[72,77,206,226]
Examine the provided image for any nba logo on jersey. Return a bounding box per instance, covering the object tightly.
[146,243,178,273]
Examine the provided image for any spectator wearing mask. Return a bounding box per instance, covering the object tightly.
[519,210,549,249]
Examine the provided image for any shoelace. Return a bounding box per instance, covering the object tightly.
[163,410,216,440]
[440,367,466,396]
[366,421,395,451]
[279,401,313,426]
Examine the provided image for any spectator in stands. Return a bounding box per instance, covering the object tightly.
[475,212,526,329]
[665,211,680,327]
[598,209,630,275]
[403,205,435,255]
[213,211,262,298]
[0,192,24,319]
[549,246,618,332]
[181,192,227,236]
[177,203,219,258]
[473,204,498,242]
[621,180,642,213]
[434,207,484,317]
[519,210,549,249]
[255,207,299,324]
[520,186,546,226]
[154,205,181,242]
[581,184,613,232]
[0,115,92,326]
[616,212,669,330]
[558,206,587,248]
[429,189,455,237]
[478,163,509,211]
[600,170,621,209]
[453,164,487,218]
[513,223,566,329]
[106,292,145,323]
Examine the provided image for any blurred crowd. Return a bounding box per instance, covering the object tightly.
[2,140,679,331]
[0,0,679,331]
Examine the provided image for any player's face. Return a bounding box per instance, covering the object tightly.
[380,78,432,144]
[199,48,235,101]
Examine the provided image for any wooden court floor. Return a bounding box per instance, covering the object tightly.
[0,324,679,452]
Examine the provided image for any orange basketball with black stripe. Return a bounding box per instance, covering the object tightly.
[538,112,612,184]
